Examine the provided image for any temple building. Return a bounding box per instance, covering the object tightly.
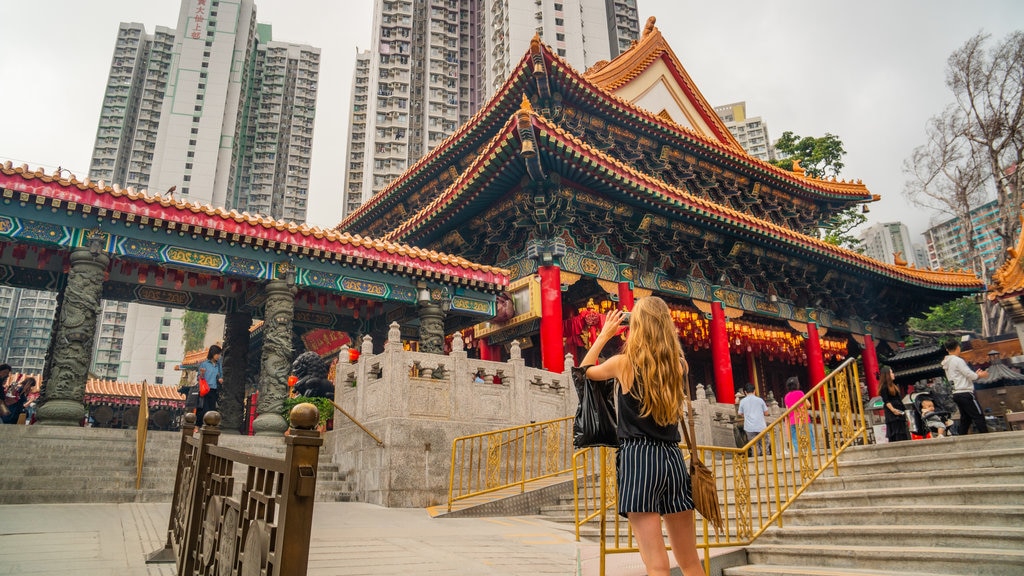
[338,18,984,404]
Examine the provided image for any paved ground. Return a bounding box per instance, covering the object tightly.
[0,502,689,576]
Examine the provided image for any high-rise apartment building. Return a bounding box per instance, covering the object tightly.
[341,0,640,219]
[89,2,320,221]
[84,0,321,384]
[924,200,1004,278]
[0,287,54,374]
[860,222,927,268]
[714,102,775,162]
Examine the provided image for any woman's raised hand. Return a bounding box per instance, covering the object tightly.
[599,308,628,341]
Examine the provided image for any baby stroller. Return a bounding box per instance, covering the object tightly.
[905,391,955,439]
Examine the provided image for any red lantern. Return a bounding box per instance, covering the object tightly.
[287,375,298,387]
[348,348,360,363]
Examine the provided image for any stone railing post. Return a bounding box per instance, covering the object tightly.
[563,353,576,414]
[694,383,714,446]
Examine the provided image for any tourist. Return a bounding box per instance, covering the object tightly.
[879,365,909,442]
[2,375,33,425]
[197,344,223,423]
[737,383,770,455]
[580,297,703,576]
[783,376,815,451]
[942,339,989,434]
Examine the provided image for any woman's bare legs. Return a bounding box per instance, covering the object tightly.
[628,512,671,576]
[664,510,704,575]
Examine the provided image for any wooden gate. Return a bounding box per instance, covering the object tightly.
[147,405,322,576]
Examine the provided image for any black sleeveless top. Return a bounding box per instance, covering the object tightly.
[617,373,681,444]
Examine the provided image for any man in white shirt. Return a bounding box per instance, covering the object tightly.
[737,383,770,455]
[941,340,989,435]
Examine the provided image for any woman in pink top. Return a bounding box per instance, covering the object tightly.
[783,376,815,451]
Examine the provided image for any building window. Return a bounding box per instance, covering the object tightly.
[160,333,169,341]
[159,347,167,355]
[157,362,165,369]
[162,318,171,326]
[155,376,164,384]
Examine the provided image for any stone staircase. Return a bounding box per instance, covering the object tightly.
[727,430,1024,576]
[0,424,354,504]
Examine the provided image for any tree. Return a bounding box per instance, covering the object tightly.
[772,131,865,249]
[946,32,1024,256]
[182,311,209,353]
[907,296,983,335]
[903,31,1024,336]
[772,131,846,179]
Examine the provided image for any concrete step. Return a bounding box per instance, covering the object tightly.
[756,524,1024,551]
[793,484,1024,509]
[743,544,1024,576]
[725,565,961,576]
[828,448,1024,476]
[836,431,1024,463]
[813,465,1024,491]
[780,505,1024,529]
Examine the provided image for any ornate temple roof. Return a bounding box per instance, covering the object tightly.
[0,162,508,290]
[989,213,1024,300]
[386,106,981,293]
[338,20,876,237]
[582,18,876,201]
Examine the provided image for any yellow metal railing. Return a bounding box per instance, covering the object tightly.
[576,357,867,575]
[135,380,150,490]
[447,416,575,512]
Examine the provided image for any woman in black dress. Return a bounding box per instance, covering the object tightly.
[879,365,909,442]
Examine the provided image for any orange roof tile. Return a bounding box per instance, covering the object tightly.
[85,379,185,401]
[0,163,509,288]
[989,213,1024,300]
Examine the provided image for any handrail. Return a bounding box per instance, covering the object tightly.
[577,357,867,575]
[447,415,575,512]
[135,380,150,490]
[330,399,384,446]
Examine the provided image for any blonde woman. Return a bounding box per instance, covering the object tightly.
[582,297,701,576]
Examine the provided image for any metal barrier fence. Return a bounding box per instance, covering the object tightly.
[576,357,867,575]
[447,416,575,511]
[146,406,323,576]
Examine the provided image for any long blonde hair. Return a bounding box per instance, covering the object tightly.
[623,296,688,426]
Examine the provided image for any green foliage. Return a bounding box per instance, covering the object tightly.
[182,311,209,353]
[282,396,335,427]
[771,131,846,179]
[907,296,982,334]
[821,207,867,251]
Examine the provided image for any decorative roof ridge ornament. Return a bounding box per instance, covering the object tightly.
[529,35,552,103]
[516,100,544,180]
[642,16,657,38]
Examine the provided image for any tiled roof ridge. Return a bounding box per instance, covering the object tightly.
[583,17,741,150]
[988,210,1024,299]
[525,112,981,289]
[566,29,874,201]
[383,115,522,242]
[84,378,185,400]
[336,55,536,230]
[0,162,509,284]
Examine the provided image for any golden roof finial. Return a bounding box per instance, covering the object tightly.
[791,158,806,176]
[520,95,534,113]
[643,16,657,37]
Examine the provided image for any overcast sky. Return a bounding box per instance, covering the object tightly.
[1,0,1021,244]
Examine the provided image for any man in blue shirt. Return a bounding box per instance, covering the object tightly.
[197,344,223,423]
[737,383,770,455]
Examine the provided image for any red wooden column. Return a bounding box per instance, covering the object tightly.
[618,281,634,312]
[710,300,735,404]
[479,340,493,361]
[862,333,880,398]
[805,314,826,387]
[539,265,565,373]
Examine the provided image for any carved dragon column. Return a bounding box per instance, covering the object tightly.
[252,278,296,436]
[36,245,108,426]
[220,310,251,434]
